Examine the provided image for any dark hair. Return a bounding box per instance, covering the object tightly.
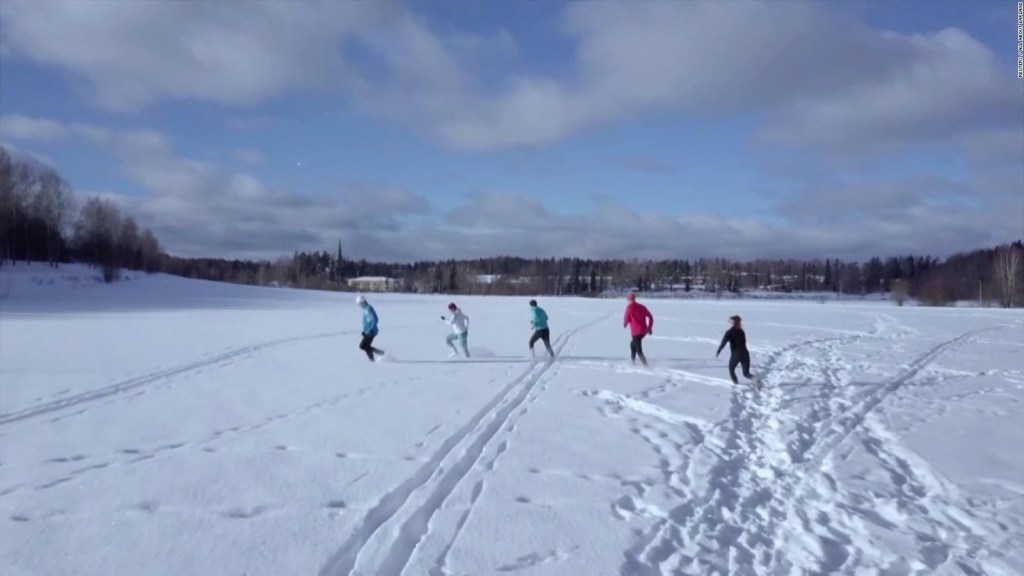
[529,299,537,306]
[730,315,741,322]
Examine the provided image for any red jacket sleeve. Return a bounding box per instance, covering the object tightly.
[646,307,654,331]
[623,307,630,327]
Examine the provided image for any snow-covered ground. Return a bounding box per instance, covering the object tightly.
[2,264,1023,576]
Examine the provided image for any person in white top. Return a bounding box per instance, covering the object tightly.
[441,302,470,357]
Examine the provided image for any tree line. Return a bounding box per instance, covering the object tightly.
[157,244,1023,308]
[2,145,1020,306]
[0,147,161,281]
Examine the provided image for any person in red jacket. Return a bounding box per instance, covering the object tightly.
[623,292,654,366]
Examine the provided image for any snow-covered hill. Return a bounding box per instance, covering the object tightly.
[1,265,1022,575]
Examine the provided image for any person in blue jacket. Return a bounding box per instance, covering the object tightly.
[356,295,385,361]
[528,299,555,358]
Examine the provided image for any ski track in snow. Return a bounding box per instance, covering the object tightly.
[0,321,441,428]
[316,312,608,576]
[426,332,585,576]
[0,331,350,427]
[581,314,1022,575]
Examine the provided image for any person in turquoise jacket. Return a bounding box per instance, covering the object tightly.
[528,299,555,358]
[356,295,384,361]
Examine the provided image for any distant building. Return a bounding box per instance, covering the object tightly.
[347,276,400,292]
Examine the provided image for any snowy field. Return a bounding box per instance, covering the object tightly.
[2,264,1023,576]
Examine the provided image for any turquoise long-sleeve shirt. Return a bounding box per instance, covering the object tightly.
[531,306,549,330]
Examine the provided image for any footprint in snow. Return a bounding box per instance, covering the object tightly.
[36,476,74,490]
[222,505,268,519]
[324,500,347,509]
[46,454,87,464]
[496,548,574,572]
[10,515,30,522]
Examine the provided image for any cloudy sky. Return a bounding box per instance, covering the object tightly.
[0,0,1021,262]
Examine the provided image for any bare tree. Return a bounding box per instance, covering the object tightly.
[118,216,141,269]
[74,197,123,281]
[140,228,162,273]
[890,279,909,306]
[0,148,16,265]
[994,244,1022,308]
[0,150,38,265]
[31,168,75,267]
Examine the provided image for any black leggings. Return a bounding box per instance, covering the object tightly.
[359,334,383,361]
[729,350,752,382]
[630,335,647,361]
[529,328,553,354]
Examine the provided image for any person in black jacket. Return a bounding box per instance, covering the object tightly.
[716,315,758,388]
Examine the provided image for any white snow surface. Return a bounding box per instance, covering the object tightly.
[2,263,1023,576]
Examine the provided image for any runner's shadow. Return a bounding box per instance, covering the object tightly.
[559,355,719,368]
[395,357,534,365]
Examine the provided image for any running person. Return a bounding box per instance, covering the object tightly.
[623,292,653,366]
[716,315,757,388]
[528,299,555,358]
[442,302,470,357]
[356,295,385,362]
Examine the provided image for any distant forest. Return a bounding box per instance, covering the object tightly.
[2,145,1021,307]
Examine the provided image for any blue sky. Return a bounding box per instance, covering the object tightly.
[0,0,1021,262]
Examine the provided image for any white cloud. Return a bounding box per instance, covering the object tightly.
[372,188,1018,263]
[959,127,1024,168]
[2,0,1019,264]
[4,113,1019,262]
[69,123,111,144]
[0,140,56,167]
[0,114,69,141]
[759,28,1019,154]
[0,0,386,111]
[233,149,265,166]
[13,117,431,260]
[338,1,1019,154]
[1,1,1014,156]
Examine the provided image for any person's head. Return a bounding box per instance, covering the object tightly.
[356,295,367,307]
[448,302,457,312]
[627,292,637,303]
[730,315,741,327]
[529,299,537,307]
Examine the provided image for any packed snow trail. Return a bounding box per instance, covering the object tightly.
[587,314,1023,575]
